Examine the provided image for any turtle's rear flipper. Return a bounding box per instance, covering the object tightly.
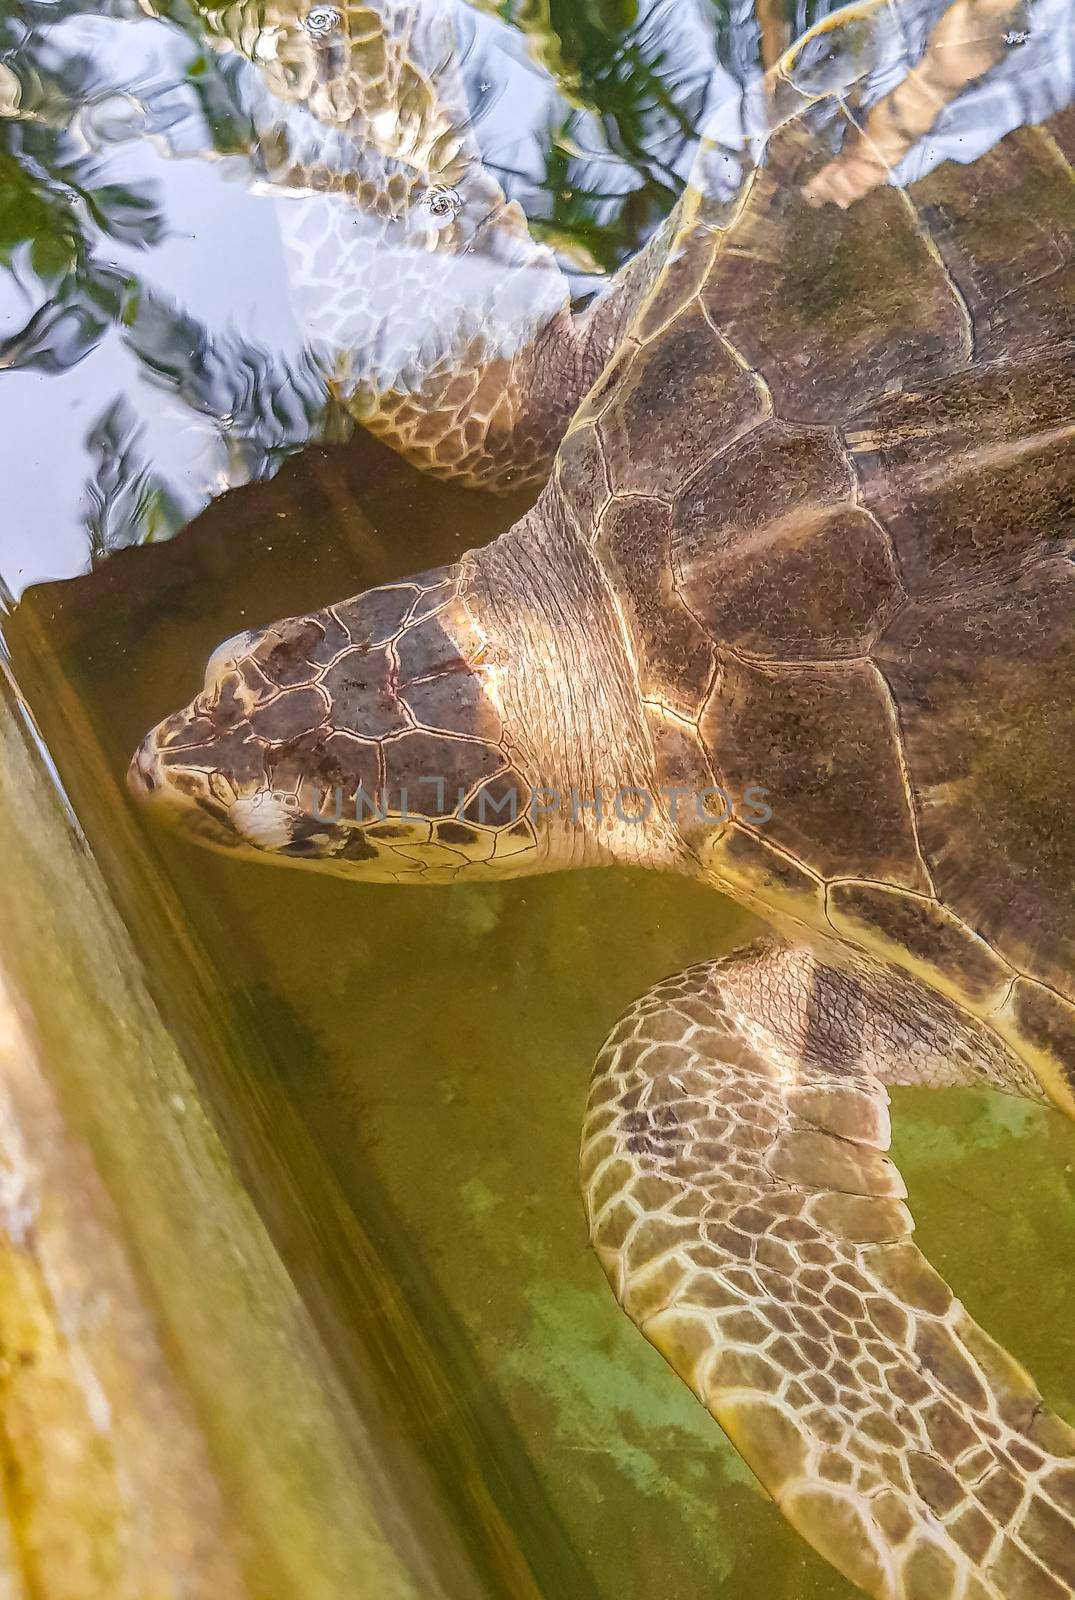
[582,944,1075,1600]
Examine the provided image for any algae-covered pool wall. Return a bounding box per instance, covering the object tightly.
[0,661,502,1600]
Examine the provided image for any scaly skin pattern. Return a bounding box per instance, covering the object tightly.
[129,564,547,882]
[131,3,1075,1596]
[583,946,1075,1600]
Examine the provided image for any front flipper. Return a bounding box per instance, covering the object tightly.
[581,944,1075,1600]
[197,0,646,490]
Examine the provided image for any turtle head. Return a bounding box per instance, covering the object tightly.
[128,564,547,883]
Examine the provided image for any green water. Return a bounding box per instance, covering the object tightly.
[8,428,1074,1600]
[3,0,1075,1593]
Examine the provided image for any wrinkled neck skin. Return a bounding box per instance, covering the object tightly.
[466,491,694,876]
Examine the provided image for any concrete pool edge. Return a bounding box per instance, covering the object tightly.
[0,663,485,1600]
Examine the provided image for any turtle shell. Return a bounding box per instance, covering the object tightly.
[553,14,1075,1106]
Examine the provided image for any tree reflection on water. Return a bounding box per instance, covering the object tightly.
[3,0,1063,581]
[0,0,799,575]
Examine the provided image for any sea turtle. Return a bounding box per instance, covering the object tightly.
[127,1,1075,1595]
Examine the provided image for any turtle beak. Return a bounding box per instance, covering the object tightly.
[126,726,244,852]
[127,730,164,805]
[126,723,195,829]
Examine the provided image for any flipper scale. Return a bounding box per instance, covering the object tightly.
[582,947,1075,1600]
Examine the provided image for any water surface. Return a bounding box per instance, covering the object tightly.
[2,3,1073,1596]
